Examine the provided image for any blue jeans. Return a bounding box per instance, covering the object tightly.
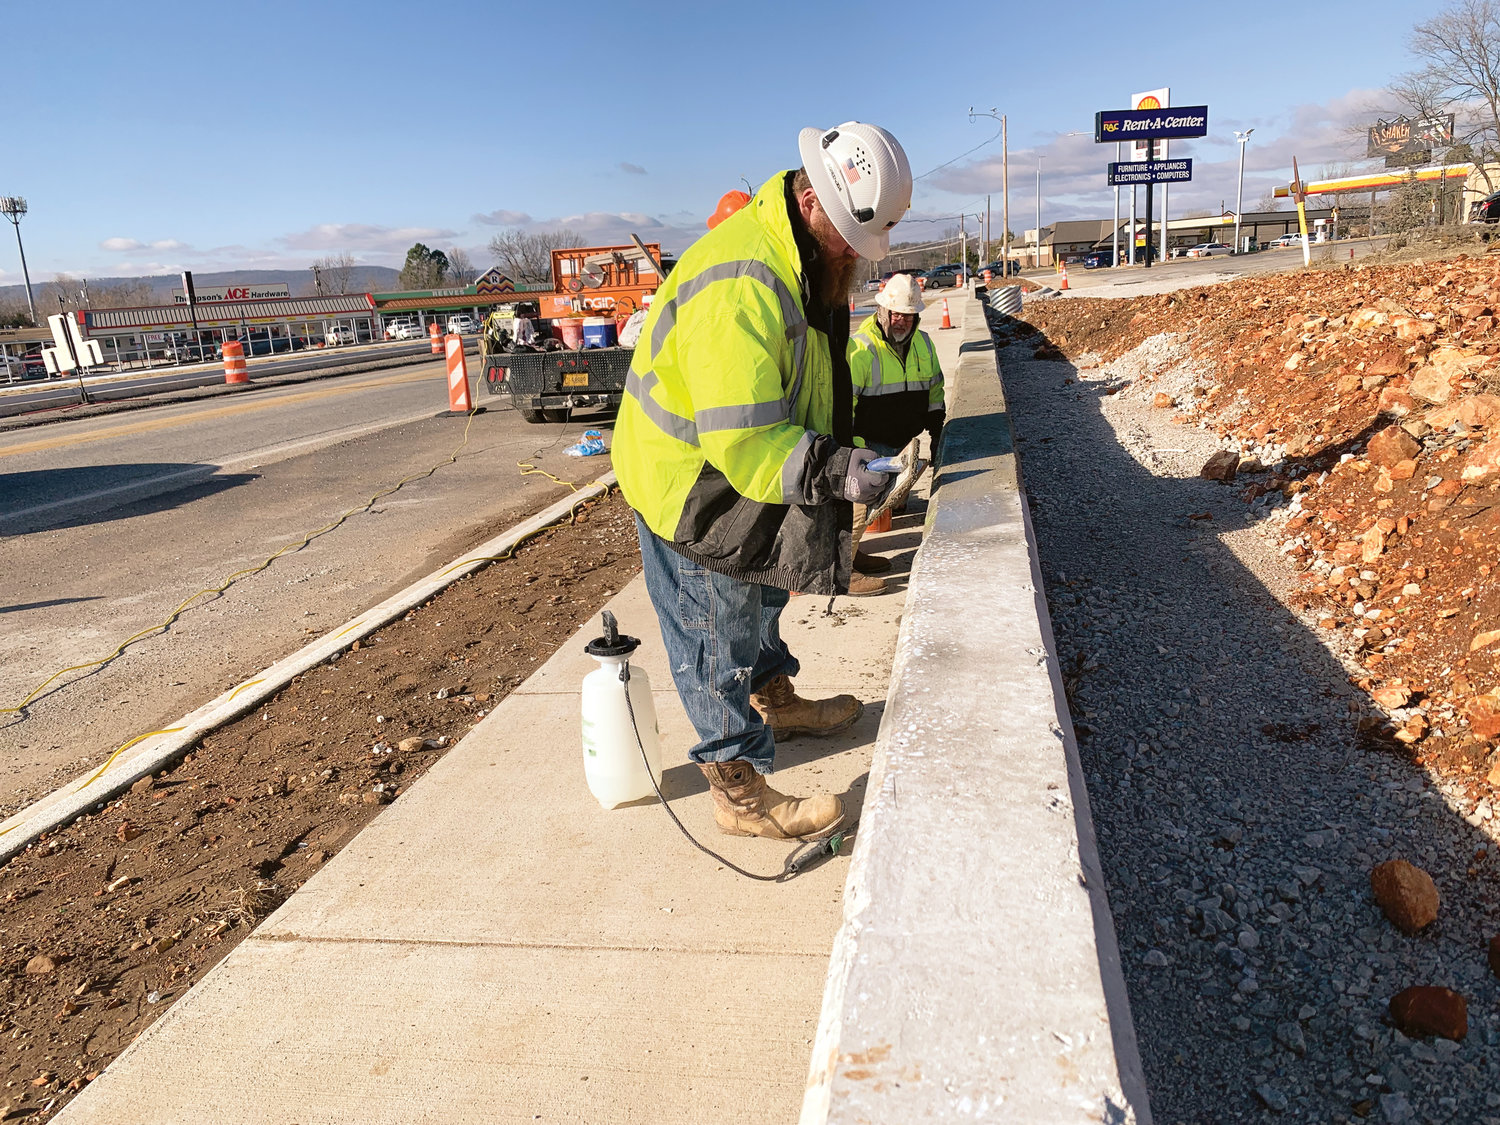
[634,514,799,774]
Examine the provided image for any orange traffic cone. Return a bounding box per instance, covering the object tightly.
[1059,261,1070,291]
[849,296,856,313]
[939,298,953,329]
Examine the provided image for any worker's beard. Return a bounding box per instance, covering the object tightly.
[879,310,914,343]
[806,207,859,306]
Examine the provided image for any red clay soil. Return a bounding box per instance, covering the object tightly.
[0,490,640,1120]
[1020,250,1500,798]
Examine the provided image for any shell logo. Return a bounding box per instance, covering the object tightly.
[1135,95,1162,110]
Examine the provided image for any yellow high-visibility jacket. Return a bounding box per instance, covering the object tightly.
[849,315,946,451]
[613,171,855,594]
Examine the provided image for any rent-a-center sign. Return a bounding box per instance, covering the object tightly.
[1095,106,1209,143]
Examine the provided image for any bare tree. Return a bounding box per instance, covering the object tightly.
[313,252,357,294]
[486,227,584,285]
[1408,0,1500,170]
[1253,188,1288,212]
[445,247,477,286]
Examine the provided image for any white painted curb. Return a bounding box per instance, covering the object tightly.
[0,472,617,864]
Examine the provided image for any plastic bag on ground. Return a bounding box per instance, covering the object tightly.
[565,429,608,457]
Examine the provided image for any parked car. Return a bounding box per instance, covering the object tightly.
[876,267,924,290]
[1268,233,1303,248]
[164,338,210,362]
[21,350,47,377]
[977,260,1022,277]
[325,325,357,346]
[390,321,428,341]
[214,332,306,359]
[919,265,960,289]
[446,315,479,335]
[384,318,418,340]
[1082,249,1118,269]
[1470,191,1500,223]
[1186,242,1233,259]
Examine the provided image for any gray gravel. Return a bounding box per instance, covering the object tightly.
[994,315,1500,1124]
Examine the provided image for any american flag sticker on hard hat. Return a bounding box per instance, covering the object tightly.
[842,157,861,184]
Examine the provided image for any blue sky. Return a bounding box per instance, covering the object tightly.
[0,0,1435,283]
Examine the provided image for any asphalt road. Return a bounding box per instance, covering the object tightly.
[0,339,443,417]
[0,360,612,812]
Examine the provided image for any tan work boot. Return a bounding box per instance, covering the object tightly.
[846,571,886,597]
[751,673,863,738]
[699,760,845,840]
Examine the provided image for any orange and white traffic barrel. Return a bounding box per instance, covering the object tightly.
[222,340,248,385]
[445,333,472,413]
[429,322,443,354]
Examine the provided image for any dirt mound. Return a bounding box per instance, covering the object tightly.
[0,491,640,1119]
[1019,251,1500,797]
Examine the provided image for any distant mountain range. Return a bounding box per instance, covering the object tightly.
[0,266,403,307]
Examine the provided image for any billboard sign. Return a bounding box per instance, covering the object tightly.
[1132,88,1169,159]
[1096,105,1209,143]
[1108,159,1193,185]
[171,283,290,304]
[1366,115,1455,159]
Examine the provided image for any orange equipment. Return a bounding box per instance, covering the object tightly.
[707,190,752,230]
[429,323,443,354]
[222,340,247,385]
[445,334,473,413]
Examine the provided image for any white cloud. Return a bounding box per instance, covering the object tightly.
[472,209,534,227]
[618,162,648,175]
[100,236,188,252]
[278,223,459,252]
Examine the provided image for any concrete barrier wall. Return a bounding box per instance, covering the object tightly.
[800,293,1153,1124]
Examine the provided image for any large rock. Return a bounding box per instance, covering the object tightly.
[1378,387,1417,417]
[1366,424,1421,468]
[1459,394,1500,430]
[1462,439,1500,485]
[1389,985,1468,1041]
[1371,859,1439,933]
[1367,349,1410,377]
[1200,450,1239,481]
[1410,347,1489,405]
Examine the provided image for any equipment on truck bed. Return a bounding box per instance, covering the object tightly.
[481,240,673,423]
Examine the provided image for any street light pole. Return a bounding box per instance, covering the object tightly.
[1035,158,1043,269]
[0,197,37,325]
[1234,129,1254,254]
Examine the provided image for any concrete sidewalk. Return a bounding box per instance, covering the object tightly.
[56,547,912,1123]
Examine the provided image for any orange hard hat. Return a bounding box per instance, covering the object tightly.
[707,190,752,230]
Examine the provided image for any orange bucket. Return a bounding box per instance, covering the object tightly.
[865,509,892,534]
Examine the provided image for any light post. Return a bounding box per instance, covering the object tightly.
[969,107,1009,272]
[1035,157,1044,269]
[0,197,36,325]
[1234,129,1254,254]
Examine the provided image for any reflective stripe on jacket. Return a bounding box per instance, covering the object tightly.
[849,315,945,450]
[613,171,853,595]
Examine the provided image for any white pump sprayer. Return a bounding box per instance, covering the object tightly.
[581,610,662,809]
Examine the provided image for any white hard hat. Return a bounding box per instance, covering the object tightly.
[875,273,923,314]
[797,122,913,260]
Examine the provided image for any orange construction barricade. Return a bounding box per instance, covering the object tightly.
[222,340,248,385]
[445,333,472,413]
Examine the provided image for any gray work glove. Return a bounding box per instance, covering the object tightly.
[842,446,893,504]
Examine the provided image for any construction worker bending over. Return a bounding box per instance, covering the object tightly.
[613,122,913,841]
[845,272,946,596]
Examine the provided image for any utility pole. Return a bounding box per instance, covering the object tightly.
[1035,158,1043,269]
[1234,129,1254,253]
[0,197,37,325]
[1002,116,1009,273]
